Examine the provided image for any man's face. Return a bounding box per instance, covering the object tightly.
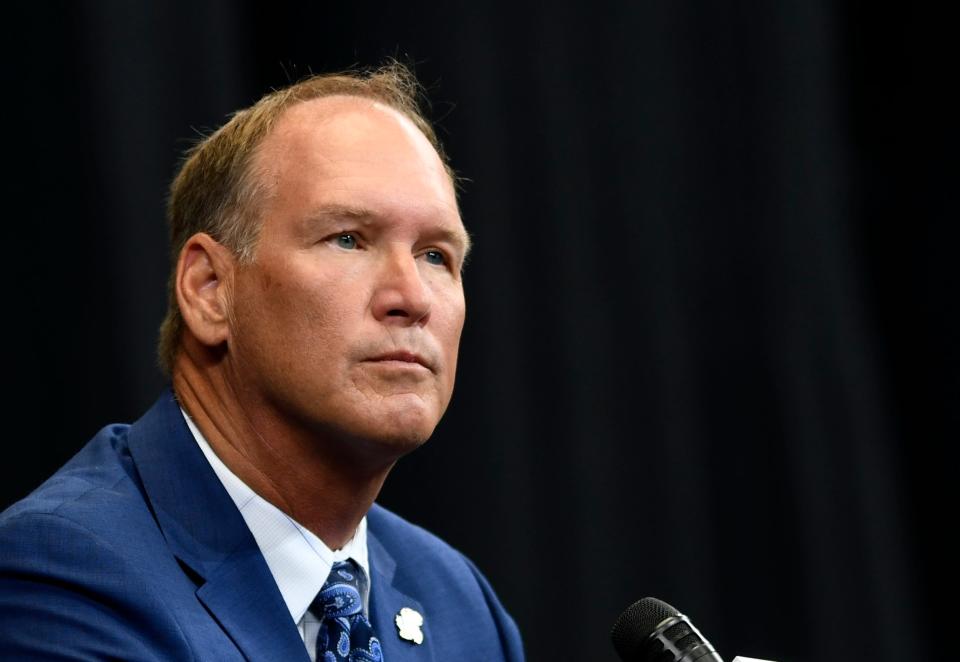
[226,96,467,458]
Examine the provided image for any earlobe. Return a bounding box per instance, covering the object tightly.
[175,233,235,348]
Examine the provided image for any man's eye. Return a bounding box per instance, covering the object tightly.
[424,250,446,266]
[335,234,358,249]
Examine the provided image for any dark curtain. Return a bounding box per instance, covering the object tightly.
[8,2,954,660]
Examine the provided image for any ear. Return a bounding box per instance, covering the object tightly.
[175,233,235,348]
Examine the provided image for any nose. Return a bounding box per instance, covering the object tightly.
[370,248,432,326]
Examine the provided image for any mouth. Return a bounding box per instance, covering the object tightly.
[366,351,434,372]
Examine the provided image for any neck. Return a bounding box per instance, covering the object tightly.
[171,344,394,550]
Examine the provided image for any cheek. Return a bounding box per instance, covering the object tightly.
[435,288,466,360]
[238,265,353,351]
[283,285,359,356]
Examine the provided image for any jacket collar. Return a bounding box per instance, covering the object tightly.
[126,389,310,662]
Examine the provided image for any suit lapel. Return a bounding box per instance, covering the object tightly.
[368,530,436,662]
[126,390,310,662]
[196,544,311,662]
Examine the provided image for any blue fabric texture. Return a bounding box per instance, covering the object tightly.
[0,389,525,661]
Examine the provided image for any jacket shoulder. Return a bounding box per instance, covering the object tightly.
[0,422,202,660]
[0,489,195,659]
[1,423,143,525]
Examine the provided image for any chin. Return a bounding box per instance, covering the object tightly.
[335,398,441,457]
[305,383,450,457]
[378,406,439,447]
[371,403,440,450]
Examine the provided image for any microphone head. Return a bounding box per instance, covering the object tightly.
[610,597,720,662]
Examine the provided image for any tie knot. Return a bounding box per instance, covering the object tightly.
[313,560,365,620]
[312,560,383,661]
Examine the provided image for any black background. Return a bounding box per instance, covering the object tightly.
[7,2,955,660]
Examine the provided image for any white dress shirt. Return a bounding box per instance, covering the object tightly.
[181,409,370,661]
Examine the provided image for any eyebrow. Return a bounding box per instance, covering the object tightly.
[307,203,473,260]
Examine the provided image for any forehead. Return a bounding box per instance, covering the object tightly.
[253,96,461,228]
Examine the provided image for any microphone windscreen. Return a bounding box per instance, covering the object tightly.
[610,597,701,661]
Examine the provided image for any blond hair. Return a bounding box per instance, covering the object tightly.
[157,62,452,376]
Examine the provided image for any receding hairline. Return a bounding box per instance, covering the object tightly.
[253,92,455,172]
[244,92,466,249]
[269,92,420,123]
[252,92,458,201]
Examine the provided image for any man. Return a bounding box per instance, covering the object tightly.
[0,64,524,661]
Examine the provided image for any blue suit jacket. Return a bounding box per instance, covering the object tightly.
[0,391,524,661]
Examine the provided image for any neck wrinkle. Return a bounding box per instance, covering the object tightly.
[171,347,392,551]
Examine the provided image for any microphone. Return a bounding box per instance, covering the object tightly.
[610,597,777,662]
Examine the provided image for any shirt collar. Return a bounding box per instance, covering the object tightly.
[181,408,370,624]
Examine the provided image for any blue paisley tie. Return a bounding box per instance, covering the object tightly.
[312,560,383,662]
